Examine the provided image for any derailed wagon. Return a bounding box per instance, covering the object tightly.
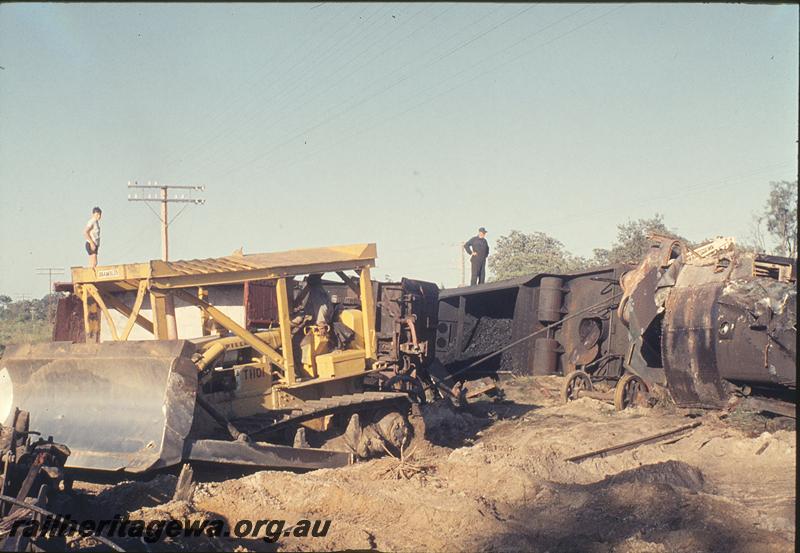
[434,235,796,415]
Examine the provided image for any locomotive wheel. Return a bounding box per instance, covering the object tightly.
[561,370,593,403]
[614,373,650,411]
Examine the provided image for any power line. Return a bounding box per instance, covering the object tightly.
[161,3,369,173]
[180,4,422,177]
[223,4,600,179]
[35,267,64,295]
[380,162,794,287]
[127,181,205,340]
[538,162,795,232]
[210,4,545,180]
[119,219,160,262]
[158,3,340,171]
[127,181,205,262]
[178,4,503,179]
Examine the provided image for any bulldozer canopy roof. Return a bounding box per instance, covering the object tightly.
[70,243,377,291]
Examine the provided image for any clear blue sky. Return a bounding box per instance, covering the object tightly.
[1,3,797,297]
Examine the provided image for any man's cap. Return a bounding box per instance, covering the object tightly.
[478,227,487,233]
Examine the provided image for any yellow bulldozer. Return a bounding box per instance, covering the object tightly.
[0,243,439,474]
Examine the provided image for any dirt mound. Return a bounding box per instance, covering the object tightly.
[415,400,487,449]
[65,376,795,552]
[601,460,705,493]
[65,474,178,522]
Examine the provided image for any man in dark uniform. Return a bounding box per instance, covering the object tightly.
[464,227,489,285]
[291,273,335,378]
[298,273,333,328]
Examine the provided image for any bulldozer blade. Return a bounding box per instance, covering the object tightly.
[0,340,198,473]
[184,439,352,470]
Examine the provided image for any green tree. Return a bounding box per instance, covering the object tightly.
[488,230,587,280]
[592,214,684,265]
[0,295,58,350]
[754,181,798,258]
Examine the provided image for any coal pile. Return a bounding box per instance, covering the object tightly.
[436,316,516,373]
[458,317,515,371]
[460,317,512,358]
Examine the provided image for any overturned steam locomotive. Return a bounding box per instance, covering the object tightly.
[434,235,796,416]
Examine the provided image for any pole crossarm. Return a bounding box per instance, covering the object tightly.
[36,267,65,294]
[127,180,206,262]
[128,198,205,204]
[128,182,204,190]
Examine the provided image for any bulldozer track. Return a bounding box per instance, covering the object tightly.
[232,391,410,437]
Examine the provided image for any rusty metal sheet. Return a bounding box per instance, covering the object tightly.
[245,280,279,328]
[52,294,84,343]
[661,284,729,407]
[715,278,796,387]
[0,341,198,473]
[626,267,660,338]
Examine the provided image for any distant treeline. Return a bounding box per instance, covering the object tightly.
[0,294,59,351]
[488,181,797,281]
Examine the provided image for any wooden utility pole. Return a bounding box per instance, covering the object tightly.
[160,186,169,260]
[36,267,64,295]
[127,181,205,338]
[460,243,466,287]
[127,181,205,261]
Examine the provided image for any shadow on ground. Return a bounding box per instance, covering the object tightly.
[416,397,539,449]
[478,460,791,553]
[55,475,279,552]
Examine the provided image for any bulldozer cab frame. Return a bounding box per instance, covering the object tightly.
[68,243,379,390]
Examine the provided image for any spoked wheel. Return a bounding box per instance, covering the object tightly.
[561,370,593,403]
[614,373,650,411]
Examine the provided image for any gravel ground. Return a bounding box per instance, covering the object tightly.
[65,375,795,552]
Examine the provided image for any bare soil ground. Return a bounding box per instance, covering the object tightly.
[67,375,795,552]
